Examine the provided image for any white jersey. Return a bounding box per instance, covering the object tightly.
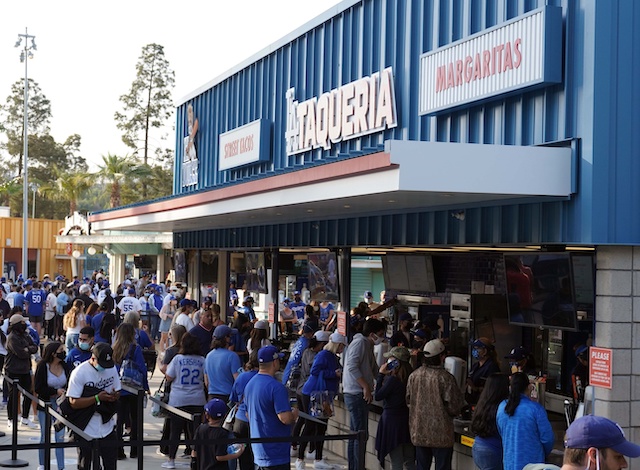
[117,296,142,315]
[5,292,16,309]
[66,361,121,438]
[173,312,194,331]
[45,292,57,320]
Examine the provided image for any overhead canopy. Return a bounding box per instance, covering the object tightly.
[88,141,573,234]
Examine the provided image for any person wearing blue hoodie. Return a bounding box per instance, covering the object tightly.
[497,372,555,470]
[281,323,316,387]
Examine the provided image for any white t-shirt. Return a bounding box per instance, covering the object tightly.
[246,338,271,356]
[5,292,16,309]
[66,361,121,438]
[174,312,194,331]
[117,296,142,315]
[166,354,206,407]
[45,293,57,320]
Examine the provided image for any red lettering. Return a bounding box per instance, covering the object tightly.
[446,63,455,89]
[495,44,504,73]
[436,66,446,92]
[464,56,473,82]
[503,41,513,71]
[473,53,482,80]
[455,60,463,86]
[482,50,491,78]
[513,38,522,68]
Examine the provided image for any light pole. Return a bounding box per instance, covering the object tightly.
[15,28,36,278]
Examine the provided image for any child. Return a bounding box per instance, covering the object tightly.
[191,399,245,470]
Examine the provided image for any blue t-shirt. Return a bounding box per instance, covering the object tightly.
[302,349,340,395]
[244,373,292,467]
[189,324,213,356]
[134,328,153,349]
[229,369,258,423]
[13,292,25,310]
[319,302,334,322]
[66,347,92,371]
[25,289,46,317]
[289,301,306,321]
[91,312,108,344]
[204,348,241,396]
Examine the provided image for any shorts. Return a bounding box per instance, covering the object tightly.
[29,315,43,324]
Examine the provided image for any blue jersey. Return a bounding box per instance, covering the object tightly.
[289,301,306,320]
[66,347,91,371]
[25,289,46,317]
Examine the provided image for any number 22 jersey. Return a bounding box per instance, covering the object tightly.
[166,354,206,407]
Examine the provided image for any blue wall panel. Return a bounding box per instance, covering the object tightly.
[168,0,640,246]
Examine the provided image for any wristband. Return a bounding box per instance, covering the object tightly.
[94,394,100,405]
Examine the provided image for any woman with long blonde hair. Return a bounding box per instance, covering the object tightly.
[62,299,86,351]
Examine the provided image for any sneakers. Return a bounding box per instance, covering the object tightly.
[306,451,315,460]
[7,419,12,430]
[20,417,38,429]
[314,460,339,470]
[290,446,299,457]
[156,448,168,456]
[161,461,176,469]
[295,459,305,470]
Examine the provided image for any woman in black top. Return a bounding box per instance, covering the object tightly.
[374,346,415,469]
[34,341,69,470]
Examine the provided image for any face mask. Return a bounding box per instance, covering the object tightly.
[472,349,480,359]
[584,449,600,470]
[94,363,105,372]
[79,341,91,351]
[510,362,519,374]
[55,352,66,361]
[373,334,384,346]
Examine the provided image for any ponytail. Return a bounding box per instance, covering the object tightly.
[505,372,529,416]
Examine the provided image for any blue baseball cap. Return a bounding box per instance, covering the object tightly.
[414,329,428,340]
[128,288,136,295]
[25,280,33,286]
[213,325,237,339]
[575,345,588,357]
[204,399,228,419]
[565,415,640,457]
[179,298,191,307]
[258,345,284,363]
[364,291,373,299]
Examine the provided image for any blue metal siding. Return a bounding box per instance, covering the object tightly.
[167,0,640,246]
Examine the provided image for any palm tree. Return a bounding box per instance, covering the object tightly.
[0,177,22,213]
[98,153,150,208]
[39,170,93,215]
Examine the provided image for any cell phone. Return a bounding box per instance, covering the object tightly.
[387,359,399,370]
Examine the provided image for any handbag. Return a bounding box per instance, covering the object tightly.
[151,378,170,418]
[222,403,237,432]
[120,346,145,388]
[310,371,334,418]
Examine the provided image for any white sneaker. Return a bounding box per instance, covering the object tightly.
[20,417,38,429]
[6,419,12,430]
[295,459,305,470]
[306,451,315,460]
[314,459,338,470]
[161,461,175,469]
[37,466,45,470]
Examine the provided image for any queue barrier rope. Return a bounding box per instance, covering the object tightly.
[0,376,366,469]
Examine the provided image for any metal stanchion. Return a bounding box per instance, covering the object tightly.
[0,376,28,467]
[357,429,367,470]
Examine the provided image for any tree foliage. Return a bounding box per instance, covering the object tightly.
[98,153,151,208]
[114,43,175,167]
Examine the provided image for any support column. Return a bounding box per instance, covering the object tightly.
[156,254,165,284]
[109,254,126,288]
[218,252,229,321]
[594,246,639,447]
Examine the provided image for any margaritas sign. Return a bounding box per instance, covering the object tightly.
[285,67,397,156]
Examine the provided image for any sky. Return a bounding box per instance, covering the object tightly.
[0,0,341,170]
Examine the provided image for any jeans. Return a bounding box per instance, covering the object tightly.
[150,314,161,341]
[389,443,416,470]
[415,446,453,470]
[38,404,65,469]
[472,440,503,470]
[344,392,369,470]
[66,333,79,351]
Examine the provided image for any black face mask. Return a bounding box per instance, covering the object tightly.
[55,352,66,361]
[12,323,26,334]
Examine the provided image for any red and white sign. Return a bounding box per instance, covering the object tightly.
[66,243,73,256]
[337,311,347,336]
[419,6,561,115]
[219,119,269,170]
[589,346,613,389]
[268,303,275,323]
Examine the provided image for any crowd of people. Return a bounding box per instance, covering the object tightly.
[2,274,640,470]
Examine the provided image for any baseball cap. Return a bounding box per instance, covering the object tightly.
[329,332,348,346]
[384,346,410,362]
[423,339,445,357]
[314,330,331,342]
[203,296,213,304]
[25,279,33,286]
[128,288,136,295]
[564,415,640,457]
[283,297,290,303]
[179,299,191,307]
[293,290,301,296]
[43,274,50,279]
[0,277,5,282]
[505,346,528,360]
[472,337,495,350]
[414,329,428,340]
[213,324,237,339]
[254,320,269,330]
[66,282,75,289]
[364,291,373,299]
[258,345,284,363]
[575,345,589,357]
[168,295,176,301]
[244,296,254,303]
[204,399,229,419]
[92,343,115,369]
[9,314,26,326]
[399,313,413,322]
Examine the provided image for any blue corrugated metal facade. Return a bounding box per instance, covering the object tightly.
[172,0,640,249]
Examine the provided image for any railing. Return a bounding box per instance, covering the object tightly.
[0,375,366,469]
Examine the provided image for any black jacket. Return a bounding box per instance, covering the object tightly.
[5,331,38,375]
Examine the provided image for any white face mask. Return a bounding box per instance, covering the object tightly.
[372,333,384,346]
[585,449,600,470]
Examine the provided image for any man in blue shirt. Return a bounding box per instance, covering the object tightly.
[204,325,241,402]
[24,281,46,337]
[189,309,214,356]
[245,345,298,470]
[65,326,95,371]
[288,291,306,325]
